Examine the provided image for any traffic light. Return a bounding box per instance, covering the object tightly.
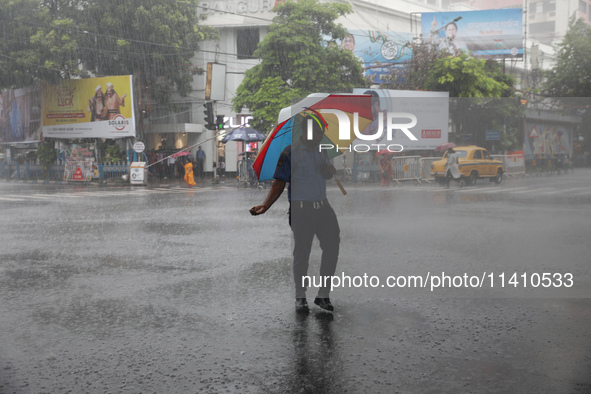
[203,102,215,130]
[215,115,225,130]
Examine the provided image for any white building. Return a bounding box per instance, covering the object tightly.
[143,0,573,173]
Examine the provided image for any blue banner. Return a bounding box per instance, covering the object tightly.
[338,30,413,84]
[421,9,523,59]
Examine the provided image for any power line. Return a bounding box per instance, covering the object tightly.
[196,4,276,24]
[0,53,69,73]
[0,16,198,51]
[0,16,263,61]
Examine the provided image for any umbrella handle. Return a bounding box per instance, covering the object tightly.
[334,177,347,195]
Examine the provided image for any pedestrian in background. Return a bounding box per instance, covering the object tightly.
[183,158,196,187]
[167,155,176,180]
[380,155,393,186]
[445,147,462,188]
[196,146,206,179]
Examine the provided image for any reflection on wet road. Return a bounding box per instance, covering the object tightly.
[0,171,590,392]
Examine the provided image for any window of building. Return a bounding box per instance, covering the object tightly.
[236,28,260,60]
[530,21,555,35]
[580,0,587,13]
[176,106,191,124]
[544,0,556,12]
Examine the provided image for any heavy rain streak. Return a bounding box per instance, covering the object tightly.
[1,0,591,393]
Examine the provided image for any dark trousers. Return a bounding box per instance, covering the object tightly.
[197,159,205,177]
[290,200,340,298]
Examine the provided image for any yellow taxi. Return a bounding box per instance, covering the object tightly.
[431,146,504,185]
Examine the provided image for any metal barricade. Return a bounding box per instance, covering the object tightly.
[392,156,422,184]
[527,154,566,176]
[354,163,379,182]
[1,162,65,181]
[100,163,128,182]
[236,159,246,186]
[64,161,94,182]
[492,154,526,178]
[418,157,441,182]
[236,159,257,187]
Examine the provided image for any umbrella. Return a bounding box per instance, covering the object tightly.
[376,149,397,155]
[221,127,266,143]
[434,142,456,152]
[253,93,374,182]
[171,151,191,158]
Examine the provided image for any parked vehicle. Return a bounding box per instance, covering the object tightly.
[431,145,504,186]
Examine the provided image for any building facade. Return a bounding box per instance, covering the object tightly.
[144,0,577,173]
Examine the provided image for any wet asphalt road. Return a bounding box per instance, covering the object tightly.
[0,171,590,393]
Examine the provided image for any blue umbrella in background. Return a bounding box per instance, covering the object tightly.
[221,127,266,186]
[220,127,266,143]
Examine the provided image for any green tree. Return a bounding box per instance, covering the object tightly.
[424,55,518,146]
[35,140,57,178]
[543,17,591,153]
[0,0,70,88]
[544,17,591,97]
[380,42,447,91]
[102,144,122,164]
[381,44,521,148]
[0,0,215,106]
[425,53,510,98]
[232,0,368,132]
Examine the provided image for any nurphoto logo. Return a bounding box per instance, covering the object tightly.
[305,110,419,153]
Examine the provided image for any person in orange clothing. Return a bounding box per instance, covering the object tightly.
[183,159,196,187]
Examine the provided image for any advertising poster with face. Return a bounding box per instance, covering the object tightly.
[42,75,135,139]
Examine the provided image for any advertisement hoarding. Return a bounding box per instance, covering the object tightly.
[524,122,573,158]
[421,9,523,59]
[42,75,135,139]
[352,89,449,151]
[338,30,413,84]
[0,87,42,144]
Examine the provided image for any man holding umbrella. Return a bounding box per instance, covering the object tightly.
[250,114,340,313]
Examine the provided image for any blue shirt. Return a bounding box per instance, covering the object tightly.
[274,140,330,202]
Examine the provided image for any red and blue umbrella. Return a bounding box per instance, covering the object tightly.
[253,93,374,181]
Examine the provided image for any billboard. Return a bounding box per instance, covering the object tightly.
[524,123,573,158]
[42,75,135,139]
[351,88,449,151]
[338,30,413,84]
[421,9,523,59]
[0,87,42,144]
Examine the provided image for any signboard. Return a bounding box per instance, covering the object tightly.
[72,167,84,181]
[528,126,539,138]
[0,86,42,144]
[351,89,449,151]
[133,141,145,153]
[205,63,226,102]
[486,129,500,141]
[42,75,135,139]
[524,122,573,157]
[337,30,413,84]
[421,9,523,59]
[64,143,96,162]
